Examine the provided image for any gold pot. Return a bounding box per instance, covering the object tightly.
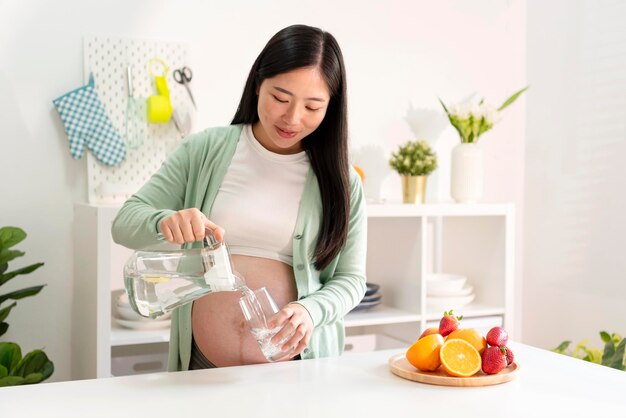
[401,175,427,204]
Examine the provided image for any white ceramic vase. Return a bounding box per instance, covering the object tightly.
[450,143,484,203]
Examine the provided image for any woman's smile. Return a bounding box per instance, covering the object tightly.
[276,126,298,138]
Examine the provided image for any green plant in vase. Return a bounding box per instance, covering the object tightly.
[0,226,54,386]
[389,140,437,204]
[439,86,528,203]
[439,86,528,144]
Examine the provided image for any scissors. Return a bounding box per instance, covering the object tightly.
[173,66,196,109]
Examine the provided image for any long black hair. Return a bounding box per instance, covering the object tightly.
[232,24,350,271]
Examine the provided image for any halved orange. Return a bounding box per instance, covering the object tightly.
[406,333,444,372]
[439,338,482,377]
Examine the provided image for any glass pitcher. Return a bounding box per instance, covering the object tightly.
[124,233,242,319]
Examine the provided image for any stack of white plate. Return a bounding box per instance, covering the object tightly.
[425,274,475,310]
[111,289,171,330]
[351,283,382,312]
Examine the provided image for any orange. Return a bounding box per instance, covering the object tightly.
[353,165,365,183]
[419,327,440,340]
[405,334,444,371]
[439,338,482,377]
[446,328,487,354]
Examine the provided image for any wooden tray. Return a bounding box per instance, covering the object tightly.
[388,353,520,387]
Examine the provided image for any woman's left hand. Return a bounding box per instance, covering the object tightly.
[267,303,313,359]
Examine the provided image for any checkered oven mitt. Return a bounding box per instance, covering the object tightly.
[52,74,126,166]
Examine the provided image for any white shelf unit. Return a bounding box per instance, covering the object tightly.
[71,202,514,379]
[344,202,514,351]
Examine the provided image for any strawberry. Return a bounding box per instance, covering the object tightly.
[482,346,507,375]
[438,310,462,337]
[486,326,509,347]
[504,346,515,365]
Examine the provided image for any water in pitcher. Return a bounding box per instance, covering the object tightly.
[124,235,243,318]
[124,233,290,360]
[126,272,215,318]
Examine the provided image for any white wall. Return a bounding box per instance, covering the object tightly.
[525,0,626,350]
[0,0,526,382]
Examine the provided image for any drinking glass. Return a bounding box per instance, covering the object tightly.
[239,287,292,362]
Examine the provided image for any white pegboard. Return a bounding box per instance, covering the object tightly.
[83,35,195,204]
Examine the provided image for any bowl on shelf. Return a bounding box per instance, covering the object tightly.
[426,293,475,310]
[116,304,153,322]
[425,274,467,293]
[111,289,171,323]
[114,317,171,330]
[427,284,473,298]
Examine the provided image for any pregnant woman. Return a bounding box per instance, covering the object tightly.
[112,24,367,370]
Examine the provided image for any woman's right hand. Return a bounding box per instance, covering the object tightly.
[159,208,224,244]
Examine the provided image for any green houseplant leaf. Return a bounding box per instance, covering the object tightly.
[553,331,625,371]
[0,375,25,386]
[13,349,54,380]
[600,331,612,343]
[0,249,25,267]
[497,86,529,111]
[0,227,27,250]
[0,226,54,385]
[0,342,22,373]
[0,301,17,323]
[552,340,571,354]
[603,336,626,371]
[0,262,44,286]
[0,285,45,306]
[0,344,54,386]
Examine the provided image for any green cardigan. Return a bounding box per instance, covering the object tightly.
[111,124,367,370]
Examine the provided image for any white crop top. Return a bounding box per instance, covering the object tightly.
[210,124,310,266]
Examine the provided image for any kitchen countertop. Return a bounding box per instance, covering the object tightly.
[1,342,624,416]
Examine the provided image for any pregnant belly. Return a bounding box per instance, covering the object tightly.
[191,255,299,367]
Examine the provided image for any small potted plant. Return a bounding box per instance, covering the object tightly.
[389,140,438,204]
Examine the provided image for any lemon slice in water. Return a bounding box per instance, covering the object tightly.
[142,276,171,283]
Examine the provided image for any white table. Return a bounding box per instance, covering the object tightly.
[1,342,624,417]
